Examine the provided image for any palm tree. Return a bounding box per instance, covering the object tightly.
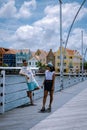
[36,61,46,73]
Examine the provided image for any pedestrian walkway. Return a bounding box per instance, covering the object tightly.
[30,80,87,130]
[0,80,87,130]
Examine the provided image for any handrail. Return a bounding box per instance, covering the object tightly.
[0,68,87,114]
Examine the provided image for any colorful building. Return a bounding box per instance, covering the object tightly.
[46,49,55,67]
[35,49,47,65]
[0,47,82,72]
[28,55,39,68]
[0,48,5,66]
[16,49,32,67]
[55,47,81,73]
[3,49,16,67]
[0,48,16,67]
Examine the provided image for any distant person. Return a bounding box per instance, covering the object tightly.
[19,59,40,105]
[40,63,55,112]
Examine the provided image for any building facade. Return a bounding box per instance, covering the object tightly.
[55,47,81,73]
[0,48,16,67]
[3,49,16,67]
[0,48,5,66]
[46,49,55,67]
[16,49,32,67]
[28,56,39,72]
[35,49,47,65]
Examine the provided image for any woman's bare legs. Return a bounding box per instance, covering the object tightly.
[41,90,48,111]
[49,90,54,108]
[27,91,33,104]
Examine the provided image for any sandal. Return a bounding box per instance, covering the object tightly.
[40,107,45,112]
[46,107,51,112]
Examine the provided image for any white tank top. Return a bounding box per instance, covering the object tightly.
[45,70,55,80]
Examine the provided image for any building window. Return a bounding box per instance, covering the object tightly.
[70,57,72,59]
[64,63,66,66]
[35,62,37,65]
[29,62,31,65]
[32,62,34,65]
[57,63,60,66]
[64,56,66,59]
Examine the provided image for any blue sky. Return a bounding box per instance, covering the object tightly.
[0,0,87,55]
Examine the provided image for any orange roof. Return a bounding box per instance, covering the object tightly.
[66,48,75,55]
[5,49,17,54]
[0,47,17,54]
[0,48,5,54]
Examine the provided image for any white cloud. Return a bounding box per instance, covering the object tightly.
[1,1,87,52]
[15,0,36,19]
[0,1,17,18]
[65,28,87,54]
[0,0,36,19]
[15,25,43,40]
[62,2,87,30]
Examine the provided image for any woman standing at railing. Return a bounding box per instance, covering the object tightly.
[40,63,55,112]
[19,59,40,105]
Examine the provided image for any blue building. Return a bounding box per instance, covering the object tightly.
[16,49,32,67]
[3,49,16,67]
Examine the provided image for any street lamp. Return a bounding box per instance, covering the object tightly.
[64,0,86,50]
[58,0,86,89]
[59,0,63,90]
[63,0,86,82]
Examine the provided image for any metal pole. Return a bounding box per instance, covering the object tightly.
[84,48,87,60]
[64,0,86,51]
[59,0,63,90]
[81,31,84,81]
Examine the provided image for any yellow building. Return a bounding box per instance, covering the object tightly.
[55,47,81,73]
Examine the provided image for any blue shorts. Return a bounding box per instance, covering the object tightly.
[27,81,39,91]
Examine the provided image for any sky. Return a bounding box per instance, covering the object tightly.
[0,0,87,55]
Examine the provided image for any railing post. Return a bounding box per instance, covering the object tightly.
[74,72,76,82]
[0,70,5,114]
[68,72,71,84]
[78,72,80,81]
